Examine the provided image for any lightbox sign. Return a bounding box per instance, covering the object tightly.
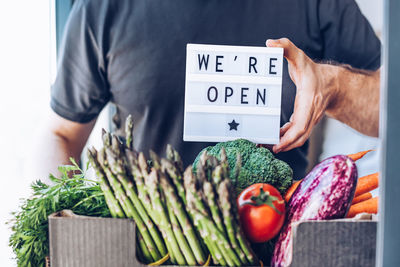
[183,44,283,144]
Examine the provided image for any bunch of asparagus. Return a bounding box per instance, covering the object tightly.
[87,115,257,266]
[185,150,258,266]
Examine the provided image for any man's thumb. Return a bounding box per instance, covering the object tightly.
[266,38,300,63]
[266,39,281,47]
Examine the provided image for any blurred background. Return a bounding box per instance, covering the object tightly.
[0,0,382,265]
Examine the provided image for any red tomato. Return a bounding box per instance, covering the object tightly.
[237,183,285,243]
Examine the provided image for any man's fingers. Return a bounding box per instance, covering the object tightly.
[273,124,302,153]
[272,122,292,153]
[280,131,310,152]
[274,94,314,153]
[273,122,310,153]
[257,144,274,150]
[280,122,292,136]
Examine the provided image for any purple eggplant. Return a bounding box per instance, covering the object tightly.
[271,155,358,267]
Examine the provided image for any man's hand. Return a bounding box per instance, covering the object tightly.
[266,38,380,153]
[266,38,339,153]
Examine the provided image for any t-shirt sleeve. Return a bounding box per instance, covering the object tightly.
[319,0,381,70]
[50,0,110,123]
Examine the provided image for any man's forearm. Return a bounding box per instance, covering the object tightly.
[29,110,96,183]
[324,65,380,137]
[31,130,81,182]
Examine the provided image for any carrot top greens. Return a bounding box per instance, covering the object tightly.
[8,158,110,267]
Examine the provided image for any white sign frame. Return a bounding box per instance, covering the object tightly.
[183,43,284,144]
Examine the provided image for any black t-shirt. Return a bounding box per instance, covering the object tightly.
[51,0,380,179]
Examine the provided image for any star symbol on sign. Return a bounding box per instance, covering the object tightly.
[228,119,239,131]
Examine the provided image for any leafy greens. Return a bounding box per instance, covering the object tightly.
[8,159,110,267]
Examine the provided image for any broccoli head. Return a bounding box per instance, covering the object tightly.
[193,139,293,195]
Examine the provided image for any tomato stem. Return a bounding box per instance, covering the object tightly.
[242,187,282,215]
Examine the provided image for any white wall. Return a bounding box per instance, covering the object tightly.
[0,1,52,266]
[356,0,383,36]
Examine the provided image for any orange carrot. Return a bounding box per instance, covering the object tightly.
[346,197,378,218]
[351,192,372,205]
[347,150,373,161]
[354,173,379,197]
[284,180,302,203]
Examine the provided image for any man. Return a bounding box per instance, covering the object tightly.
[34,0,381,180]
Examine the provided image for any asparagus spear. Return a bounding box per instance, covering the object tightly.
[97,149,161,261]
[199,150,208,166]
[161,158,186,205]
[136,149,171,252]
[232,197,258,265]
[198,154,230,242]
[233,153,242,188]
[183,167,208,215]
[166,243,176,265]
[126,151,157,221]
[149,150,161,169]
[173,151,184,174]
[138,152,150,176]
[234,214,257,265]
[159,170,206,265]
[125,114,134,150]
[145,169,186,265]
[218,179,249,265]
[231,155,258,264]
[196,161,208,186]
[176,164,208,259]
[137,231,153,263]
[87,147,125,218]
[166,143,175,161]
[124,144,138,162]
[203,179,225,235]
[199,151,212,181]
[197,220,224,266]
[209,155,219,170]
[102,131,112,147]
[220,147,230,180]
[165,198,191,266]
[165,144,184,173]
[105,138,167,257]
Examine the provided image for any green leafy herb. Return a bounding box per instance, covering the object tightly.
[8,159,111,267]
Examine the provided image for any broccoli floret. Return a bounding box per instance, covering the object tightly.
[193,139,293,195]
